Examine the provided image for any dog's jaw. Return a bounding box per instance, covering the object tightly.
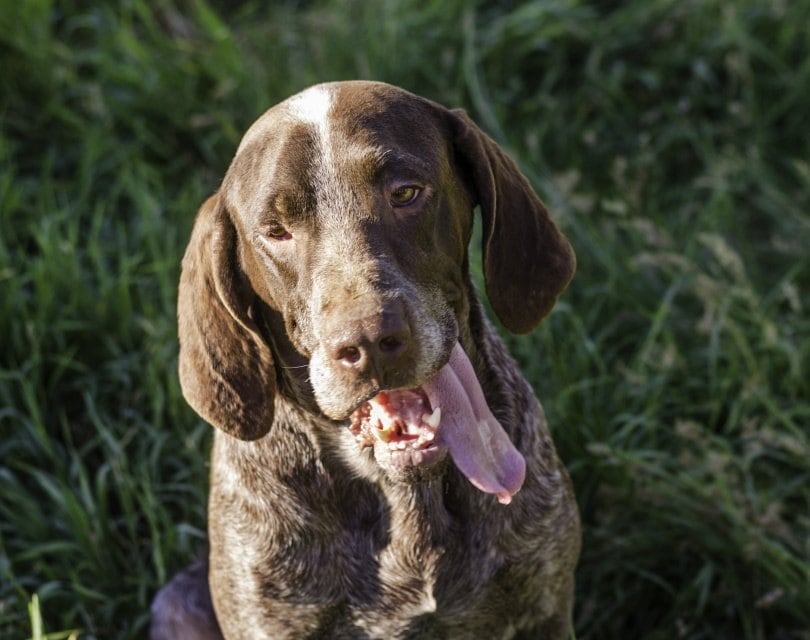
[346,342,526,503]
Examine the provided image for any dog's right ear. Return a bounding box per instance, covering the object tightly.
[177,194,275,440]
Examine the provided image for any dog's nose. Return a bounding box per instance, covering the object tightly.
[327,302,411,379]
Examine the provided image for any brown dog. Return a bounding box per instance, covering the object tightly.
[151,81,579,639]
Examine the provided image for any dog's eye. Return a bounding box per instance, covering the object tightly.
[389,185,421,207]
[265,223,292,241]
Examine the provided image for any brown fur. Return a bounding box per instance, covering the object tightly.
[151,81,580,640]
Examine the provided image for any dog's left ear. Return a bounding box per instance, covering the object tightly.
[449,109,575,334]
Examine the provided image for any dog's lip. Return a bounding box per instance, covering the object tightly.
[349,362,445,411]
[373,440,447,470]
[342,360,447,423]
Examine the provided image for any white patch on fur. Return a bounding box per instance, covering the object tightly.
[287,85,333,129]
[285,84,352,225]
[287,85,335,166]
[234,84,335,165]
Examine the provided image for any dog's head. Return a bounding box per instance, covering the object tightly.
[178,81,574,499]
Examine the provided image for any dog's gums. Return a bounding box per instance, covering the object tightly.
[350,389,440,451]
[350,385,448,477]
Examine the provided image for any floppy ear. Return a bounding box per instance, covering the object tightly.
[449,109,576,334]
[177,194,275,440]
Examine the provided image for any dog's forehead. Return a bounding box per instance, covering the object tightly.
[237,82,430,152]
[227,82,448,218]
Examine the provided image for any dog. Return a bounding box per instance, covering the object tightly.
[150,81,580,639]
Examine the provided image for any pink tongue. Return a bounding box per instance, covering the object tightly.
[422,343,526,504]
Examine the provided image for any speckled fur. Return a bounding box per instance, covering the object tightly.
[151,81,580,640]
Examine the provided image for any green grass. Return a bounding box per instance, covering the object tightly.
[1,1,808,638]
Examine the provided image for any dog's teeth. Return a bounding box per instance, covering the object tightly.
[372,427,391,443]
[417,429,436,445]
[423,407,441,429]
[397,441,407,450]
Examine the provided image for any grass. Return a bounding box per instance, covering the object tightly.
[0,0,808,638]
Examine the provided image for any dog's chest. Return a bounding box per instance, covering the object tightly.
[210,425,539,638]
[267,477,471,601]
[214,474,510,637]
[269,490,507,637]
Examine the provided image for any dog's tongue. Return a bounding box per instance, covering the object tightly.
[423,343,526,504]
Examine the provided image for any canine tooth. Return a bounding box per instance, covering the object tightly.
[423,407,441,429]
[397,441,407,450]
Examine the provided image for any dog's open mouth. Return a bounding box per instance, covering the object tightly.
[350,388,445,468]
[349,343,526,504]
